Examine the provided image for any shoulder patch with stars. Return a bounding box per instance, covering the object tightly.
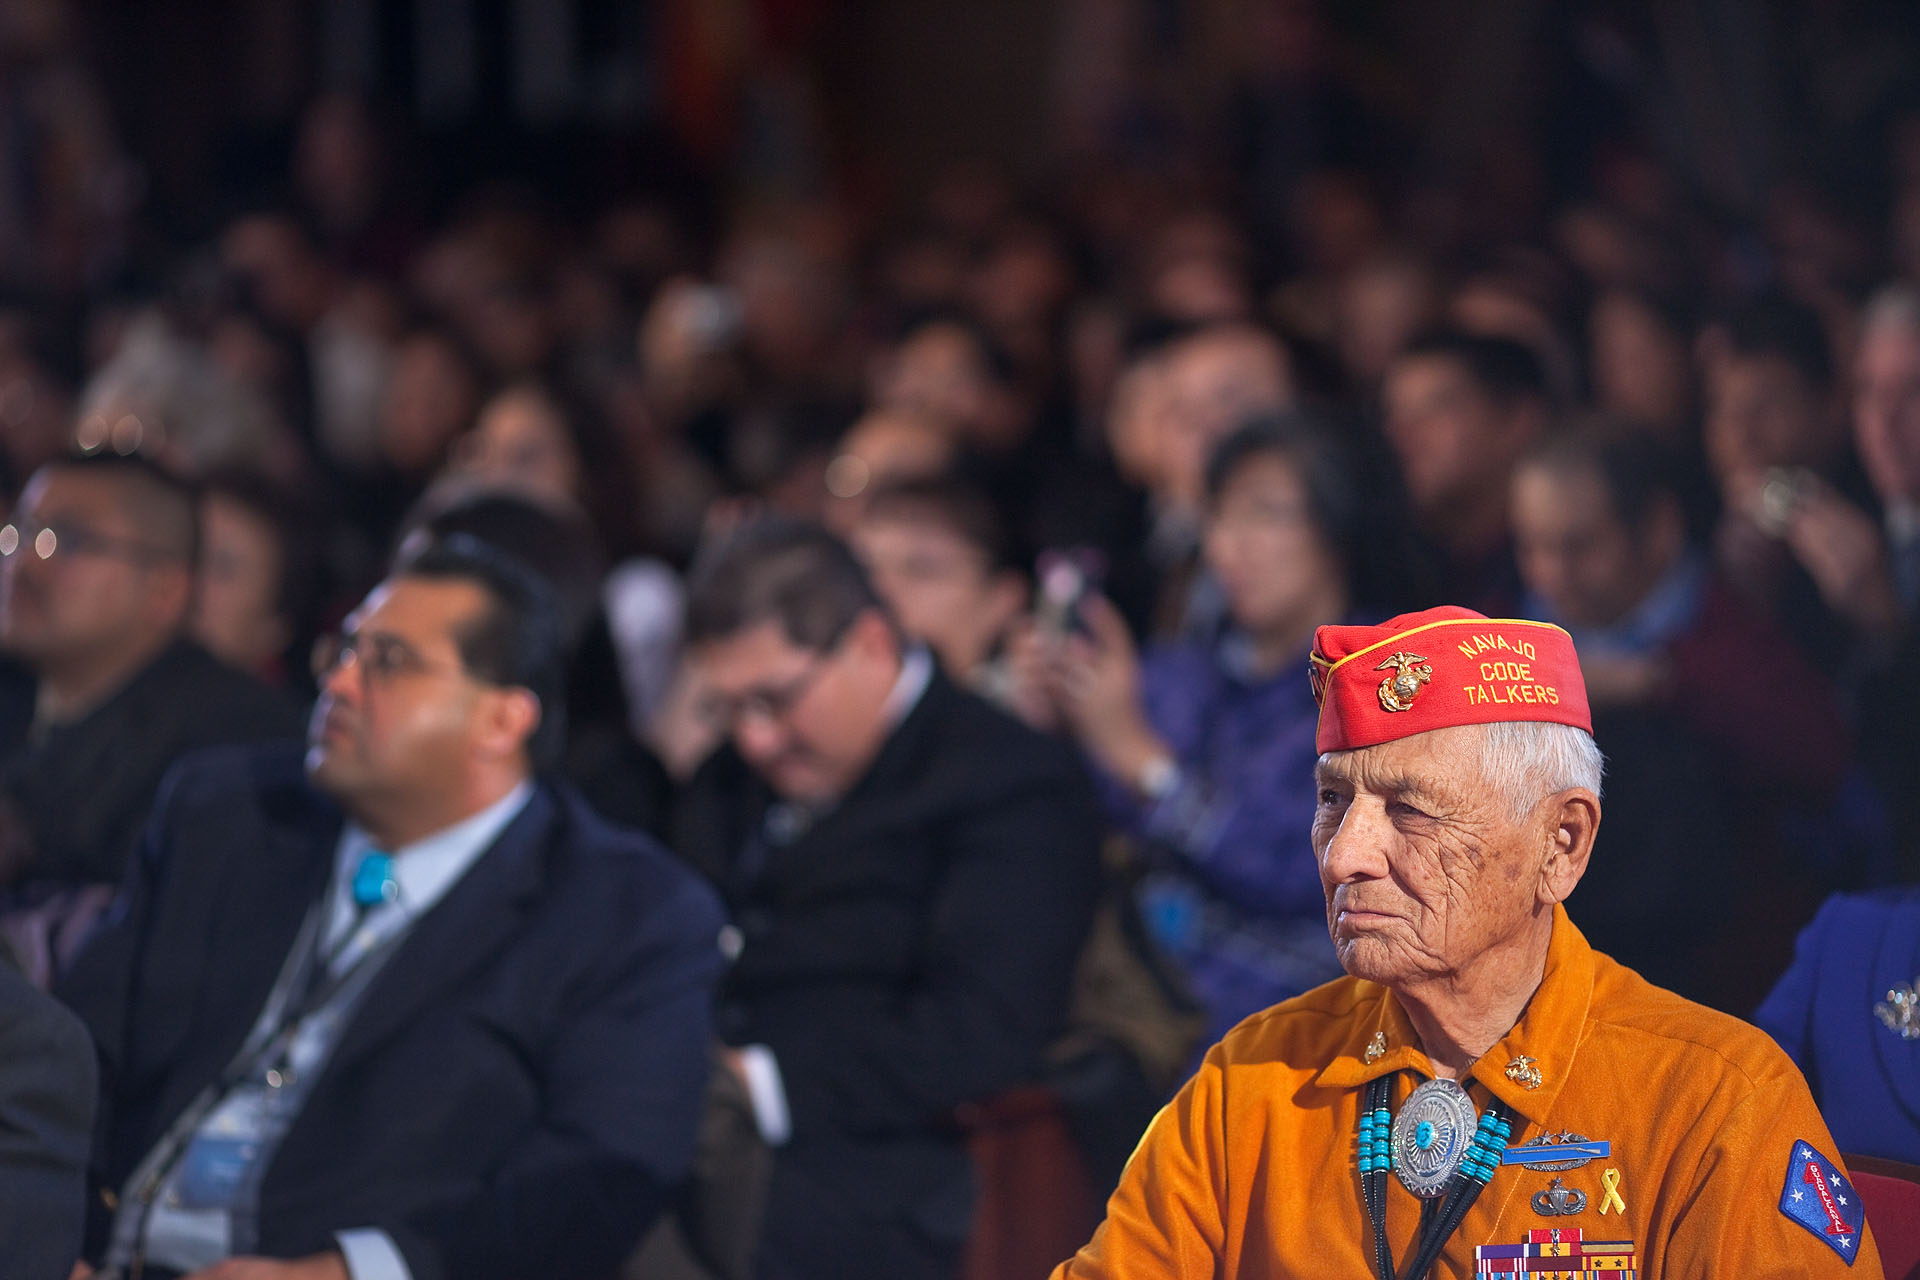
[1779,1141,1865,1265]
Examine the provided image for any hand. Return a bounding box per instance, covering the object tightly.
[68,1264,94,1280]
[1782,482,1902,635]
[1045,595,1172,789]
[1001,617,1063,733]
[184,1253,349,1280]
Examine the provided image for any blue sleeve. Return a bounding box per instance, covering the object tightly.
[1752,896,1841,1075]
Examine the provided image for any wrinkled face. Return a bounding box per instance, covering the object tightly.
[0,468,185,671]
[193,493,287,673]
[690,616,898,802]
[1203,452,1340,635]
[1854,323,1920,504]
[1312,726,1550,989]
[1704,354,1829,480]
[1382,355,1511,513]
[306,577,498,812]
[852,515,1019,677]
[1511,463,1666,629]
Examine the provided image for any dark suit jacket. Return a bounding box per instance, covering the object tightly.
[57,744,725,1280]
[0,639,301,889]
[0,958,94,1280]
[1755,887,1920,1165]
[673,668,1102,1267]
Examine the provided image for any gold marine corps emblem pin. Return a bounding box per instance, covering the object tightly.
[1375,651,1433,713]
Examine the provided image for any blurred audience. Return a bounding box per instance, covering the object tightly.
[192,469,321,687]
[0,454,298,981]
[1381,330,1550,614]
[673,518,1100,1280]
[1020,415,1358,1049]
[850,475,1027,700]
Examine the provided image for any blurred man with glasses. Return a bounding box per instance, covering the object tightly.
[58,537,725,1280]
[673,516,1102,1280]
[0,452,297,983]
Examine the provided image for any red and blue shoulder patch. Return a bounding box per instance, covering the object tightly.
[1780,1141,1865,1265]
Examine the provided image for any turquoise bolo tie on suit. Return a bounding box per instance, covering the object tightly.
[350,851,400,911]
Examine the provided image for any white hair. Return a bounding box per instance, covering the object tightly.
[1477,721,1605,820]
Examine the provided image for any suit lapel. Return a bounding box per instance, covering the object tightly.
[159,798,337,1124]
[322,786,555,1074]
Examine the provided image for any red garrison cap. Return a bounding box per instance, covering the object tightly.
[1309,606,1592,753]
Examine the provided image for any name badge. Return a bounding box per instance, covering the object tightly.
[174,1089,272,1209]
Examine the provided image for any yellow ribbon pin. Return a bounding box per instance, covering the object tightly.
[1598,1166,1626,1215]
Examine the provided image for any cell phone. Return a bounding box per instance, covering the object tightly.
[1034,548,1106,638]
[1755,466,1816,537]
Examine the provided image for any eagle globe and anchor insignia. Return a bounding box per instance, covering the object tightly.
[1375,651,1433,713]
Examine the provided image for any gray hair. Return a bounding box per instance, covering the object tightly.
[1477,721,1605,820]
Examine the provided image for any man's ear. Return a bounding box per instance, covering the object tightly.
[478,687,542,762]
[1537,788,1601,907]
[846,606,900,664]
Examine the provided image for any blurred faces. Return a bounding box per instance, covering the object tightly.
[822,411,957,533]
[1703,354,1835,482]
[691,613,900,803]
[1854,319,1920,505]
[447,387,583,507]
[1204,452,1343,641]
[1511,462,1678,629]
[873,322,1012,447]
[1383,354,1520,513]
[853,513,1022,679]
[0,467,190,683]
[379,332,480,476]
[1312,725,1577,990]
[1588,291,1690,434]
[193,492,289,675]
[1158,328,1293,509]
[306,577,522,826]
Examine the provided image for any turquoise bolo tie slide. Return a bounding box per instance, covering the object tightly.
[1391,1079,1479,1197]
[351,852,399,908]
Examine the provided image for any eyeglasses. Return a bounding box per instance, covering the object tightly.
[698,650,837,732]
[0,520,174,565]
[311,631,488,686]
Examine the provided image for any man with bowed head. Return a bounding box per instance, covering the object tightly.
[1053,606,1883,1278]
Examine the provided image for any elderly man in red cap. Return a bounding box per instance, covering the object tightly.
[1053,606,1882,1279]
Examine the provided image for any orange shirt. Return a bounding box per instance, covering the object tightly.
[1054,907,1883,1279]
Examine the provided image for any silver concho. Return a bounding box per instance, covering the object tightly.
[1390,1078,1477,1198]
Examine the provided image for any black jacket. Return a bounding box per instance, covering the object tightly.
[673,668,1103,1273]
[58,744,725,1280]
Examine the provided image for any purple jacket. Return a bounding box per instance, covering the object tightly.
[1103,631,1343,1047]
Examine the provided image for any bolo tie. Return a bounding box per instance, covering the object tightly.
[1356,1072,1518,1280]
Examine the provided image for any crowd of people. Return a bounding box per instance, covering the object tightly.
[0,1,1916,1275]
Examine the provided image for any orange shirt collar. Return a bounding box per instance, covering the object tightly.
[1313,904,1594,1127]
